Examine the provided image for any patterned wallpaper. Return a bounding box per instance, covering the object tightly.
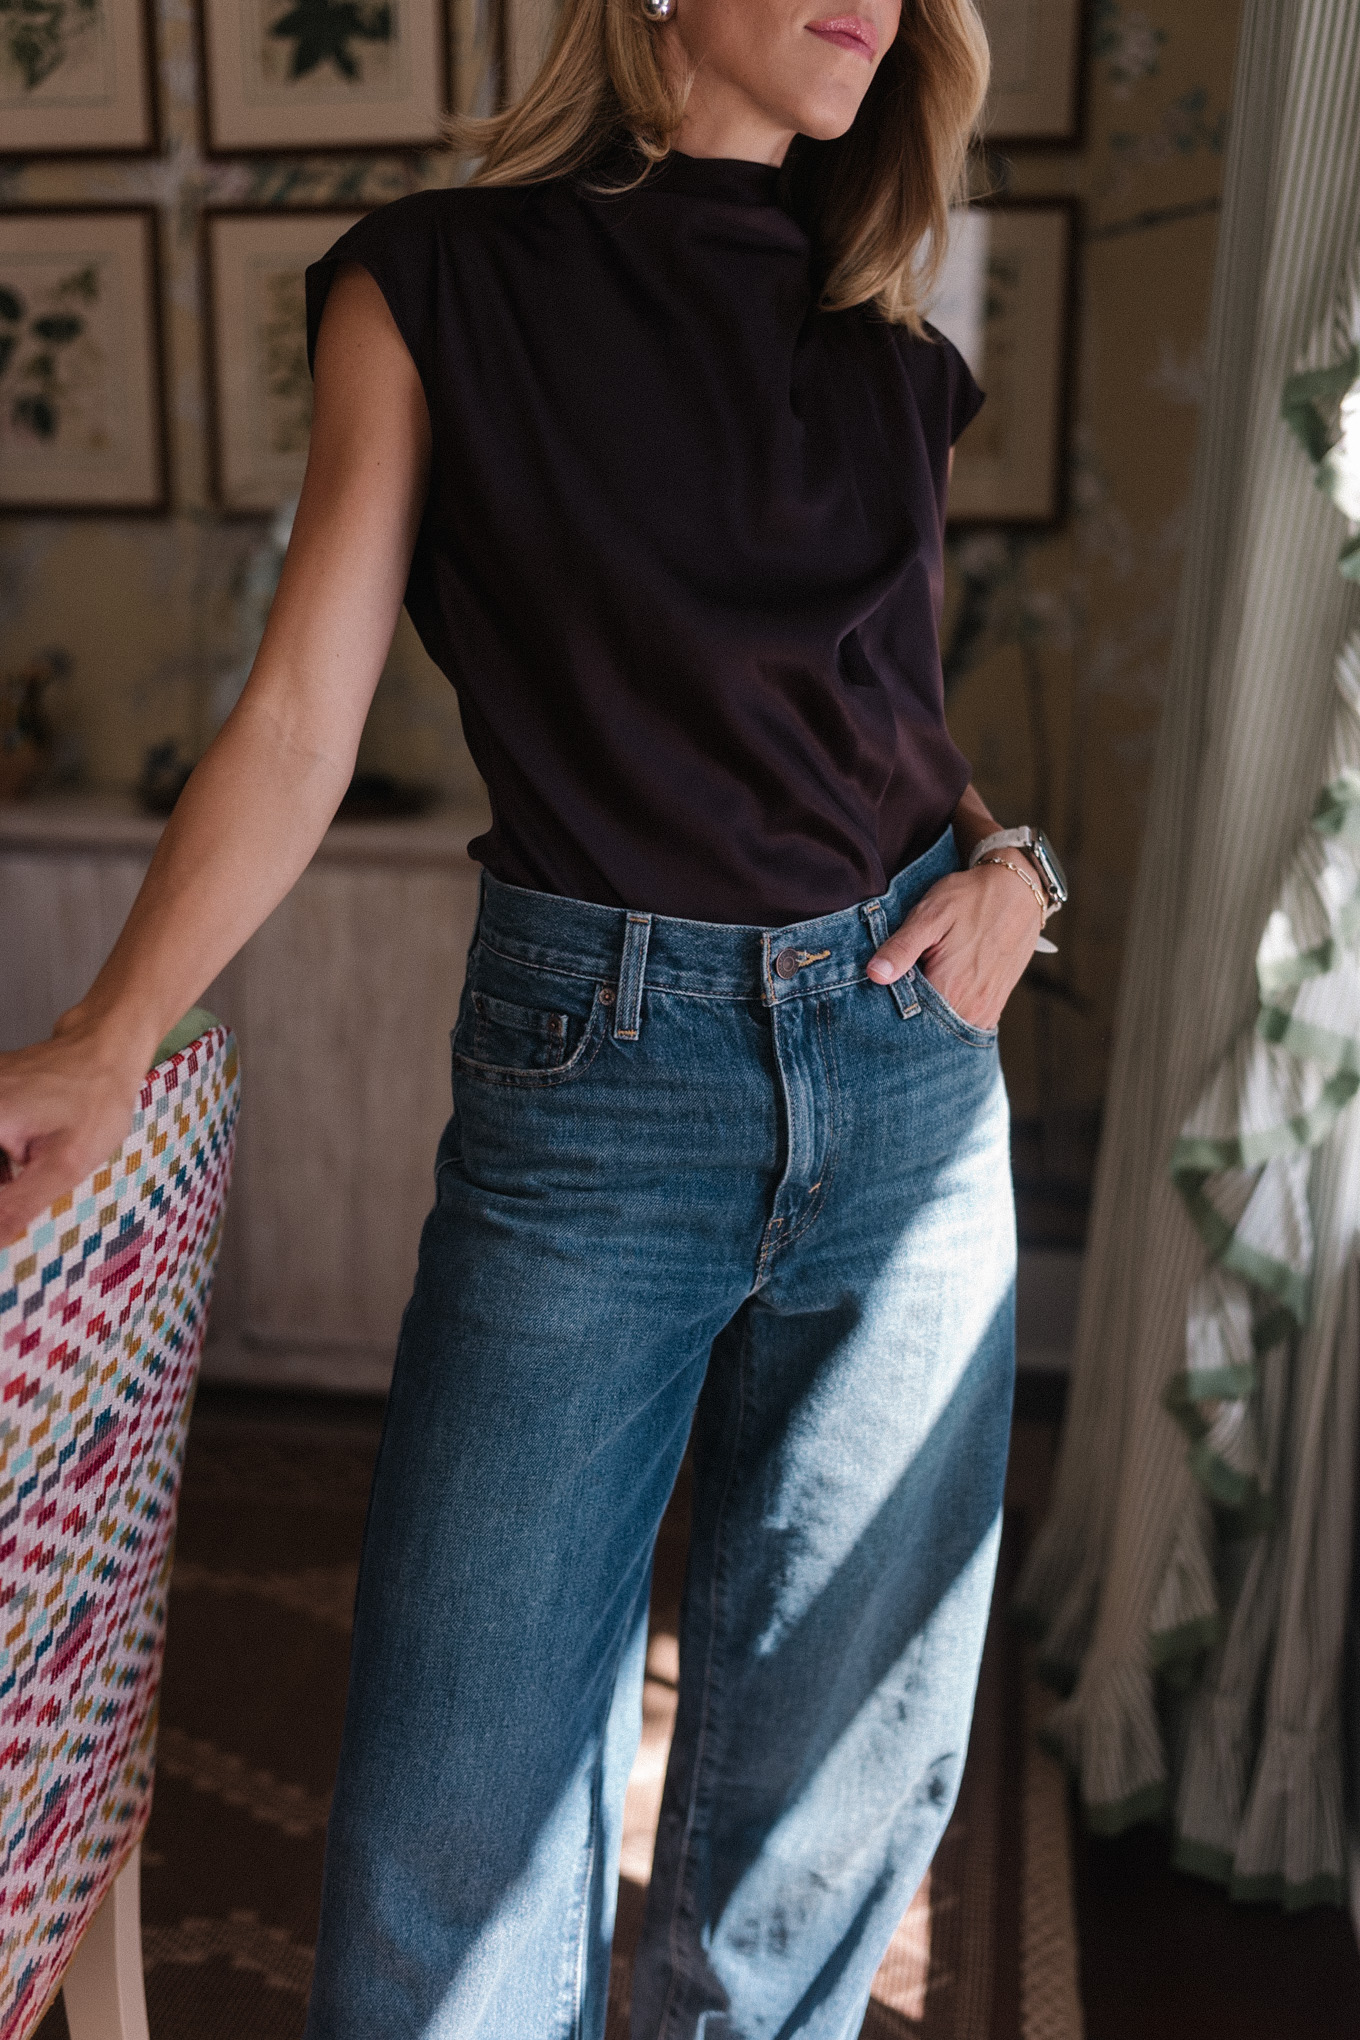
[954,0,1243,1240]
[0,0,1245,1238]
[0,0,498,805]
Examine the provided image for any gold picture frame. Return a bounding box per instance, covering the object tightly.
[203,206,365,513]
[977,0,1085,148]
[199,0,447,154]
[0,0,158,157]
[932,199,1078,528]
[0,208,167,513]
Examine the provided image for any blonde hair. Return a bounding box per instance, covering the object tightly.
[450,0,989,328]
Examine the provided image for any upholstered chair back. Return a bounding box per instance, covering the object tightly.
[0,1016,240,2040]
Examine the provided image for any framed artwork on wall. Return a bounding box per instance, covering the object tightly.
[0,209,167,513]
[502,0,557,107]
[976,0,1084,147]
[451,0,498,117]
[199,0,447,153]
[0,0,158,156]
[931,199,1078,528]
[203,207,364,513]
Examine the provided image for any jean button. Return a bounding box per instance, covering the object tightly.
[773,947,801,980]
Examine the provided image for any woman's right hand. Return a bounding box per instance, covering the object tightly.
[0,1013,151,1248]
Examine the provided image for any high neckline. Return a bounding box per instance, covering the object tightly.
[648,150,784,208]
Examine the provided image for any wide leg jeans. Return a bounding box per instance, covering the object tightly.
[304,827,1016,2040]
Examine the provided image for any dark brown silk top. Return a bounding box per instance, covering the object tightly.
[306,151,983,925]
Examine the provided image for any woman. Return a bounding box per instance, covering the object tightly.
[0,0,1064,2032]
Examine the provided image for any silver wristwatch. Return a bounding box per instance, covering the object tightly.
[967,826,1068,917]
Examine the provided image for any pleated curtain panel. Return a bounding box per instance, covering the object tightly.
[1015,0,1360,1908]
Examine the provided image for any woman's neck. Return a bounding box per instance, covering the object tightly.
[666,51,795,167]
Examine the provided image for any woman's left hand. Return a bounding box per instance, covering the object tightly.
[865,863,1043,1031]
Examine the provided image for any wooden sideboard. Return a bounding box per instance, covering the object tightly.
[0,795,487,1393]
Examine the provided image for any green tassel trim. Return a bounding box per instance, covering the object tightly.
[1173,1841,1348,1911]
[1220,1487,1277,1538]
[1252,1302,1297,1354]
[1281,348,1359,463]
[1034,1730,1171,1836]
[1171,1177,1311,1322]
[1229,1870,1349,1912]
[1187,1443,1272,1520]
[1148,1613,1225,1669]
[1311,768,1360,836]
[1172,1836,1234,1886]
[1281,348,1360,581]
[1032,370,1360,1889]
[1160,1373,1277,1525]
[1255,1003,1360,1078]
[1165,770,1360,1516]
[1081,1781,1170,1837]
[1164,1366,1257,1424]
[1256,936,1339,990]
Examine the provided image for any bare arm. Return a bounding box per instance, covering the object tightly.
[0,264,430,1242]
[865,448,1047,1025]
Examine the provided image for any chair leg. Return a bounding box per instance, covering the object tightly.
[61,1844,150,2040]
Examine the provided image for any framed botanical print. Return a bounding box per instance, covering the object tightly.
[199,0,447,152]
[976,0,1084,147]
[931,199,1078,528]
[0,0,157,155]
[0,209,167,513]
[203,207,363,512]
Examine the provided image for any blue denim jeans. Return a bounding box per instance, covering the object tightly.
[304,827,1015,2040]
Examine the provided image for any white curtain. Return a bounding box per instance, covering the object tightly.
[1016,0,1360,1905]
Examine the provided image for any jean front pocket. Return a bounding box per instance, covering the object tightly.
[453,949,612,1089]
[468,990,571,1073]
[910,968,999,1049]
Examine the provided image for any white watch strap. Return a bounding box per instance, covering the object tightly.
[969,828,1058,951]
[967,826,1034,869]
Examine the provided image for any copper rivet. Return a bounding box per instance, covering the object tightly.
[600,987,615,1004]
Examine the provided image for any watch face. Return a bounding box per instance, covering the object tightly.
[1032,831,1069,905]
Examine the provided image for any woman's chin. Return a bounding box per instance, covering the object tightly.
[788,87,872,142]
[796,110,864,141]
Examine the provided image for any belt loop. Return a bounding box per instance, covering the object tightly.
[860,898,919,1020]
[614,913,652,1040]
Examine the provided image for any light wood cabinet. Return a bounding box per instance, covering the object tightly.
[0,796,485,1392]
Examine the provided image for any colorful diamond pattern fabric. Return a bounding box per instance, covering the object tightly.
[0,1026,239,2040]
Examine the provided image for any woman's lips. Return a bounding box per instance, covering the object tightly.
[805,14,878,60]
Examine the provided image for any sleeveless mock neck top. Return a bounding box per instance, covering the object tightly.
[305,151,983,926]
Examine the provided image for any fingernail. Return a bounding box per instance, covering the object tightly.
[866,959,894,983]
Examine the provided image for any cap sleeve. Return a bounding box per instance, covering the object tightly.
[305,194,440,399]
[923,322,985,445]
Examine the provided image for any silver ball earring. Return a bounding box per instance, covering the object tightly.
[641,0,675,19]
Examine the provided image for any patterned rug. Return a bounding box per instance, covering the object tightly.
[32,1399,1080,2040]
